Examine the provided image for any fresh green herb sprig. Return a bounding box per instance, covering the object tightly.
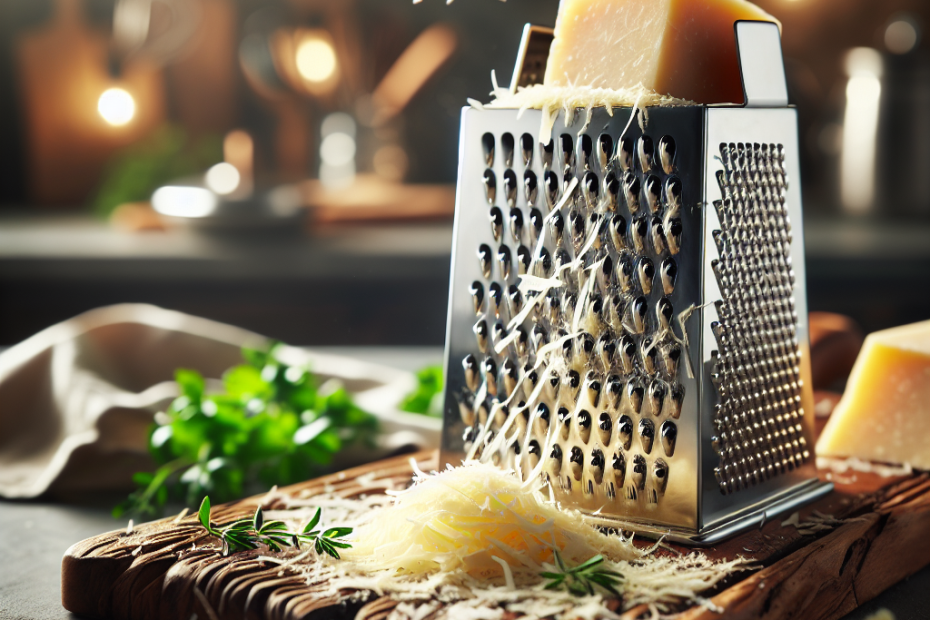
[114,342,378,519]
[540,550,624,597]
[197,496,352,558]
[93,124,222,218]
[399,365,444,417]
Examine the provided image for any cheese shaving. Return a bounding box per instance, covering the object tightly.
[517,274,565,295]
[674,302,709,380]
[571,258,602,334]
[816,456,913,478]
[493,328,523,356]
[530,177,577,269]
[483,81,694,144]
[504,286,545,333]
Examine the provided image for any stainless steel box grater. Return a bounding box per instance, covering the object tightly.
[440,21,832,544]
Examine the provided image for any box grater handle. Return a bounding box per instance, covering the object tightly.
[509,24,555,93]
[735,21,789,108]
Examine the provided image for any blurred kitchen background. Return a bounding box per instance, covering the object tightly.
[0,0,927,347]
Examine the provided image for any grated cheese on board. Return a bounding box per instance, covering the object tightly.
[252,462,746,619]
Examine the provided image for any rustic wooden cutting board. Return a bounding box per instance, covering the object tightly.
[61,447,929,620]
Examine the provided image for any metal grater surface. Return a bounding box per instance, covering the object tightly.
[711,142,810,495]
[440,21,831,544]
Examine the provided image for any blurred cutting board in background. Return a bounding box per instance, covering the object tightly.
[302,175,455,225]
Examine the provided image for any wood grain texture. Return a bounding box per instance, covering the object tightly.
[62,452,930,620]
[678,475,930,620]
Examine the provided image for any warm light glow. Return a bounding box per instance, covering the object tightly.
[885,19,919,55]
[319,162,355,188]
[373,144,409,181]
[840,48,883,215]
[296,37,337,83]
[224,131,253,176]
[223,130,253,195]
[320,133,356,167]
[320,113,356,188]
[151,186,217,218]
[321,112,355,137]
[97,88,136,126]
[205,162,241,195]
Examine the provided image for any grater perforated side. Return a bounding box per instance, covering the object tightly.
[440,21,831,544]
[710,142,808,495]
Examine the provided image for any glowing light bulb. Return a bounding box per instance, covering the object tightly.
[319,113,356,188]
[152,186,217,218]
[98,88,136,126]
[320,133,356,167]
[205,162,241,195]
[885,19,919,55]
[840,48,883,214]
[296,37,337,83]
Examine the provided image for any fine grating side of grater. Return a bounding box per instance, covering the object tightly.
[440,21,832,544]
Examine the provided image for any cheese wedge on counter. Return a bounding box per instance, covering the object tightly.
[544,0,779,104]
[816,320,930,470]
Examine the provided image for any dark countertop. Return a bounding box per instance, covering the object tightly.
[1,497,130,620]
[1,213,926,275]
[0,214,928,347]
[0,347,927,620]
[0,216,455,346]
[0,216,454,281]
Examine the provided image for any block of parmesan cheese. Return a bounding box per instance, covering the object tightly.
[544,0,779,104]
[816,320,930,470]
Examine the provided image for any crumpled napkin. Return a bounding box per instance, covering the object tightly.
[0,304,433,499]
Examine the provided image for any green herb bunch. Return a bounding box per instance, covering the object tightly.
[197,496,353,558]
[93,124,222,218]
[540,550,624,597]
[115,343,378,518]
[398,365,444,417]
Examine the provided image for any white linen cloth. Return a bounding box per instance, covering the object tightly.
[0,304,436,499]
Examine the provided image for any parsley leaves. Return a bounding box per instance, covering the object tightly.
[398,365,444,417]
[114,343,378,518]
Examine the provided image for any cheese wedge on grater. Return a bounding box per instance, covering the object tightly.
[439,15,831,543]
[545,0,780,104]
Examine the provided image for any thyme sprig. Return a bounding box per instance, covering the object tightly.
[197,496,353,558]
[540,550,624,597]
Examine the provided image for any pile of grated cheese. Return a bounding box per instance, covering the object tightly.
[257,461,746,620]
[475,72,695,145]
